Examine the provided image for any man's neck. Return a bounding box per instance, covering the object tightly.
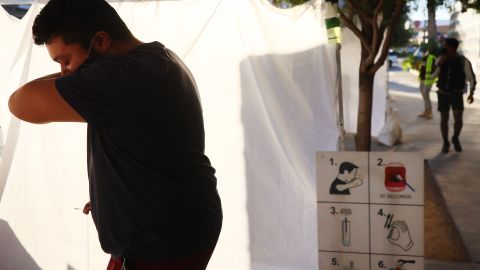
[447,52,458,59]
[107,37,144,55]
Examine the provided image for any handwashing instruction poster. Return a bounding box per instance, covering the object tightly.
[316,152,424,270]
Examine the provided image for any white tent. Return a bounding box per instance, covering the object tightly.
[0,1,388,269]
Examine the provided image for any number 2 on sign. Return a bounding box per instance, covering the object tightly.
[377,158,385,166]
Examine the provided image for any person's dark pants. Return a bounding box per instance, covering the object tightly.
[106,247,216,270]
[437,91,464,143]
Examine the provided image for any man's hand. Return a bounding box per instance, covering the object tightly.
[468,94,475,104]
[83,202,91,215]
[437,55,446,65]
[387,220,414,251]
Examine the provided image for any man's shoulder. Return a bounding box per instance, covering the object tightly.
[457,54,470,62]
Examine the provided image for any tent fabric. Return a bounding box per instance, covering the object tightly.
[0,1,388,269]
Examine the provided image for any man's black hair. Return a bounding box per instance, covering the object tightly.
[445,38,460,50]
[338,162,358,174]
[32,0,132,49]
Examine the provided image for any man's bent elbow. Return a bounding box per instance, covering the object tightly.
[8,91,48,124]
[8,92,21,119]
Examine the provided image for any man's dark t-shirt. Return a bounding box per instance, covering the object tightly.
[55,42,222,260]
[329,178,350,195]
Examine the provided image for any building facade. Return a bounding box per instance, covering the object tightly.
[449,10,480,76]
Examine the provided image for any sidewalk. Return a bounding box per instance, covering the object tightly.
[382,65,480,268]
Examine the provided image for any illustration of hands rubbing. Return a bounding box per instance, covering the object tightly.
[387,220,414,251]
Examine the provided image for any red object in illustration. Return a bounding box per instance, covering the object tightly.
[385,163,407,192]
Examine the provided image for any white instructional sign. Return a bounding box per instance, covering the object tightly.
[316,152,424,270]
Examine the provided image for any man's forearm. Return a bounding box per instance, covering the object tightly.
[32,72,61,82]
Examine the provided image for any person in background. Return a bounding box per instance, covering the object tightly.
[418,48,437,119]
[435,37,476,153]
[8,0,222,269]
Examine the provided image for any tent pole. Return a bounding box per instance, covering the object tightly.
[336,43,345,151]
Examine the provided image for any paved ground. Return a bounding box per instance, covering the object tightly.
[380,65,480,268]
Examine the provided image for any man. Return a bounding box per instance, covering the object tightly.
[435,38,476,153]
[8,0,222,269]
[418,48,436,119]
[329,162,363,195]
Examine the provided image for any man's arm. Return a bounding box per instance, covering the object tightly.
[31,72,62,81]
[464,57,476,104]
[336,178,363,192]
[431,55,445,79]
[9,77,85,124]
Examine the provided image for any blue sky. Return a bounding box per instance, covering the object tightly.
[409,0,452,21]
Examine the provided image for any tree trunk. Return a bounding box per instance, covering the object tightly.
[355,70,375,151]
[427,0,437,41]
[339,0,406,152]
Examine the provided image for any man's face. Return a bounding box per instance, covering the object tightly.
[345,168,357,182]
[444,44,457,57]
[46,36,89,76]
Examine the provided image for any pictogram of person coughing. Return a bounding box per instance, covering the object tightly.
[329,162,363,195]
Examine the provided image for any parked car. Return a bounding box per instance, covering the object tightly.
[388,50,398,68]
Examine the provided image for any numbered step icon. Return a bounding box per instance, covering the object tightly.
[319,251,370,270]
[369,152,424,206]
[317,152,369,204]
[318,203,369,253]
[371,254,424,270]
[370,205,424,256]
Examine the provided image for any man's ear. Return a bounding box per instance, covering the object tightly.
[92,31,112,54]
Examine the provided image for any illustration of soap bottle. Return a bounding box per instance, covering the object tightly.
[342,216,350,247]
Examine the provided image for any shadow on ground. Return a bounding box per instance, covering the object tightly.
[389,81,419,94]
[424,161,470,261]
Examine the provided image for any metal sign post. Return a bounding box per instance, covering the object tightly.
[324,1,345,151]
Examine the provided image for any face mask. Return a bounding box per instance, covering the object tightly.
[84,35,104,65]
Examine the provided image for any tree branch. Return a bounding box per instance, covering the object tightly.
[373,0,384,21]
[369,0,406,75]
[339,11,372,56]
[370,0,385,62]
[346,0,373,25]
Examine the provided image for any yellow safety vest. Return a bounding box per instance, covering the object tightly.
[423,54,437,86]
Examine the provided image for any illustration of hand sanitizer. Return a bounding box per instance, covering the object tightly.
[342,216,350,247]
